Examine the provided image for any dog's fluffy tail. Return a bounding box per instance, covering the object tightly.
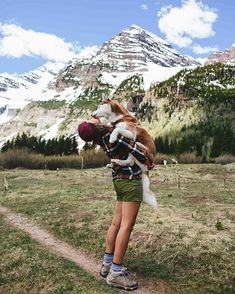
[142,174,157,209]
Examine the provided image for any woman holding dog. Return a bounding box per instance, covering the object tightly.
[78,118,153,291]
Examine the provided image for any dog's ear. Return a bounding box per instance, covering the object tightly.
[102,98,111,104]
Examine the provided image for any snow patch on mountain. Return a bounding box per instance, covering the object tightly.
[99,72,131,87]
[99,62,194,91]
[0,105,11,124]
[142,62,192,90]
[0,131,17,149]
[0,62,66,109]
[39,118,64,140]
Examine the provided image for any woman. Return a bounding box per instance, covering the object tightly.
[78,119,153,291]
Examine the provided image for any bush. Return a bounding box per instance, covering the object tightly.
[178,152,202,164]
[0,149,45,169]
[0,148,109,170]
[214,154,235,165]
[45,155,82,170]
[80,148,109,168]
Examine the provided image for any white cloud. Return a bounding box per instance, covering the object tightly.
[0,23,79,62]
[192,44,218,54]
[195,57,207,65]
[232,44,235,48]
[158,0,218,48]
[77,45,99,59]
[141,4,148,10]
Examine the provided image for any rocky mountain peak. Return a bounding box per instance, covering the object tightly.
[55,25,200,90]
[205,46,235,65]
[128,24,170,45]
[92,25,199,71]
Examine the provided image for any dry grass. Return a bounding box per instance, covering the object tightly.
[214,154,235,165]
[0,164,235,293]
[0,149,109,169]
[177,152,202,163]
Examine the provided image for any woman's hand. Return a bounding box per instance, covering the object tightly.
[89,117,100,125]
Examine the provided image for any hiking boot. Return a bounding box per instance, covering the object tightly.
[100,261,111,279]
[106,268,138,291]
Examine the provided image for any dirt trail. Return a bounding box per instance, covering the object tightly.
[0,205,168,294]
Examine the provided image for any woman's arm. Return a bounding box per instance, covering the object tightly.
[115,135,151,165]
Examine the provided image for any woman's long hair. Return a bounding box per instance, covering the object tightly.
[89,123,113,145]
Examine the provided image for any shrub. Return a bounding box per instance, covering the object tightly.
[178,152,202,164]
[215,220,224,231]
[80,148,109,168]
[45,155,82,170]
[0,149,45,169]
[214,154,235,165]
[0,148,109,170]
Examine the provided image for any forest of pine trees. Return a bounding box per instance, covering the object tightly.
[2,127,234,159]
[1,133,78,156]
[155,125,235,158]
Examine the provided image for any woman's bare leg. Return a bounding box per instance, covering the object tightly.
[113,201,141,264]
[105,201,123,254]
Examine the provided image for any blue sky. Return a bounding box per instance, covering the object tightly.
[0,0,234,73]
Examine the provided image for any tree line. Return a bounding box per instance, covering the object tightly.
[1,133,78,156]
[2,124,235,159]
[155,124,235,159]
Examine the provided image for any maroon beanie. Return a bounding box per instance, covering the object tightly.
[78,121,95,142]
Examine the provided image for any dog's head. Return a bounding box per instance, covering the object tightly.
[92,99,129,120]
[92,99,112,119]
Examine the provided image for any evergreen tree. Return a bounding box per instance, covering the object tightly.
[71,137,78,154]
[37,138,46,154]
[14,134,21,149]
[210,136,221,157]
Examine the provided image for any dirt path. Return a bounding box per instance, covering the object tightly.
[0,205,168,294]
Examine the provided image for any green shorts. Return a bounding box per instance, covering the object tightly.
[113,179,143,202]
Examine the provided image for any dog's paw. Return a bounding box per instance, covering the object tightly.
[109,133,118,143]
[106,163,114,168]
[109,138,115,144]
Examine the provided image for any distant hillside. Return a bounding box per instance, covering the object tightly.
[140,63,235,158]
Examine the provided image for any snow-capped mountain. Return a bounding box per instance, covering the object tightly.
[0,62,65,109]
[0,62,65,92]
[0,24,201,146]
[205,45,235,65]
[55,24,199,91]
[93,24,199,70]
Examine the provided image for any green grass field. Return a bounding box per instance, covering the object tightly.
[0,164,235,293]
[0,215,117,294]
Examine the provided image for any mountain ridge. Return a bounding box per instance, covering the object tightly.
[205,46,235,65]
[54,24,199,92]
[0,25,234,156]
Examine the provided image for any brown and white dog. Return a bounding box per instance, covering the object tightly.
[92,99,157,208]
